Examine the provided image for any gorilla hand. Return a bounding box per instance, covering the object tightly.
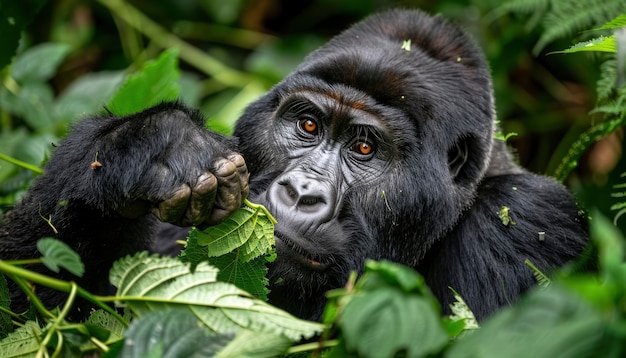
[146,153,249,227]
[80,103,250,228]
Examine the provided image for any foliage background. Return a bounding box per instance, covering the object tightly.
[0,0,623,227]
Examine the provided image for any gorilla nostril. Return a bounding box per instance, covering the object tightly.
[283,183,298,201]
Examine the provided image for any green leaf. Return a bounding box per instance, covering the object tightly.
[212,253,270,300]
[361,260,427,294]
[85,309,131,342]
[189,202,275,260]
[550,36,616,54]
[119,309,234,357]
[107,49,181,116]
[206,82,267,135]
[447,287,479,331]
[54,71,126,124]
[525,259,552,288]
[590,210,626,285]
[595,14,626,30]
[340,288,448,358]
[447,285,609,358]
[0,81,55,129]
[110,253,324,342]
[238,212,275,262]
[0,0,48,70]
[179,231,209,269]
[192,207,257,257]
[0,321,41,357]
[10,43,71,83]
[181,231,273,300]
[37,237,85,277]
[215,329,292,358]
[554,115,626,181]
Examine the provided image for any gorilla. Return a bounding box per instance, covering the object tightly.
[0,9,588,321]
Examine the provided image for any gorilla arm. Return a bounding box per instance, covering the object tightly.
[0,102,248,315]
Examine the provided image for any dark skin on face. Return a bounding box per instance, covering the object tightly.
[0,9,588,322]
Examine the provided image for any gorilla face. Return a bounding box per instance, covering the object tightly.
[234,10,497,316]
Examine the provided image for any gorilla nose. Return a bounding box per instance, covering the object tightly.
[268,174,335,221]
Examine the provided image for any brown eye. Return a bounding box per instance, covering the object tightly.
[299,118,318,134]
[353,141,373,155]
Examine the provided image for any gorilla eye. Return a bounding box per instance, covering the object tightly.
[298,117,319,135]
[352,141,375,156]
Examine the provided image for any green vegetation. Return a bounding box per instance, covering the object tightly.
[1,0,626,356]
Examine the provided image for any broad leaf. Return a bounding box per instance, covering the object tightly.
[595,14,626,30]
[181,231,271,300]
[55,71,126,123]
[550,36,616,54]
[86,309,131,342]
[447,285,610,358]
[215,329,292,358]
[0,0,47,70]
[37,237,85,277]
[10,43,71,83]
[211,252,270,300]
[192,207,257,257]
[119,309,233,357]
[330,261,448,358]
[0,321,41,357]
[239,215,275,262]
[107,49,180,116]
[340,289,448,358]
[110,253,323,341]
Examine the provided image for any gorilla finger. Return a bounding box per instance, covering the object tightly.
[183,173,218,226]
[208,158,244,224]
[151,184,191,224]
[227,153,250,200]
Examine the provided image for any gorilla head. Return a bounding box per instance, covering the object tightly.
[233,10,526,318]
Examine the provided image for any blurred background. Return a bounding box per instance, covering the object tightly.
[1,0,625,230]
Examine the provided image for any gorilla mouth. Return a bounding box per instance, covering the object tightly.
[274,231,331,271]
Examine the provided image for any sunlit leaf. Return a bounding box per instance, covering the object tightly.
[550,36,616,54]
[0,321,41,357]
[110,253,323,341]
[595,14,626,30]
[192,207,257,257]
[107,49,180,116]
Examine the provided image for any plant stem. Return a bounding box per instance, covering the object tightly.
[97,0,253,88]
[285,339,339,355]
[6,273,55,319]
[0,152,43,174]
[244,199,278,224]
[0,260,128,327]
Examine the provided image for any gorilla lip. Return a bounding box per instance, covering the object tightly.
[274,231,331,271]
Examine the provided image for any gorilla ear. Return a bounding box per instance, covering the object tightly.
[448,138,470,182]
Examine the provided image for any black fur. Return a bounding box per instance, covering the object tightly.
[0,9,588,321]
